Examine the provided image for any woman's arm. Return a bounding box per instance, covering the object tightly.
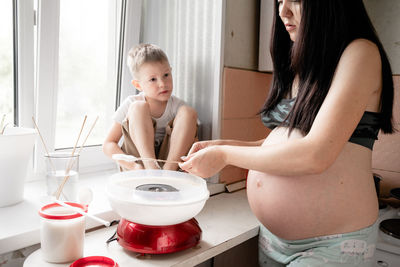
[180,39,382,177]
[186,138,265,155]
[222,139,266,147]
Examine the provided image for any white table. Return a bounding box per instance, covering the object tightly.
[24,189,260,267]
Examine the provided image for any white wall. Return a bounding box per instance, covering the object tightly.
[139,0,224,141]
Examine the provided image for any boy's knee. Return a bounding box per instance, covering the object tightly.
[127,101,150,118]
[176,105,197,121]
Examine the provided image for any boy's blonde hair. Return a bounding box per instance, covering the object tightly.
[127,43,169,79]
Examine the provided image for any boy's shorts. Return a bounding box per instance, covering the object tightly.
[258,221,378,267]
[120,118,198,170]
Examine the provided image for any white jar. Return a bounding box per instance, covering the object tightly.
[39,202,86,263]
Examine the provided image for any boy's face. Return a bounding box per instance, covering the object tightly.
[133,60,173,103]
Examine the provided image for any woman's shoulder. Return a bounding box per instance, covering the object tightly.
[331,38,382,100]
[342,39,380,61]
[337,38,381,75]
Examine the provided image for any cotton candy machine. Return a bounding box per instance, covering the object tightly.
[106,170,209,254]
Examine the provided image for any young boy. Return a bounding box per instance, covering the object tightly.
[103,44,198,171]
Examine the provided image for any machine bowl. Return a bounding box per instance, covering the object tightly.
[106,170,209,226]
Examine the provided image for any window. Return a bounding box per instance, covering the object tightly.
[55,0,120,148]
[0,0,14,127]
[33,0,141,176]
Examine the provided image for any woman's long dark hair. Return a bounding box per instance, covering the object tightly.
[261,0,394,135]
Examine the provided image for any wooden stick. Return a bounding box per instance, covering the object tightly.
[64,115,98,172]
[0,123,9,135]
[0,114,5,134]
[139,157,182,164]
[69,116,88,162]
[112,154,182,165]
[31,117,56,171]
[76,116,98,155]
[55,117,99,200]
[55,115,87,199]
[55,115,98,199]
[71,116,98,172]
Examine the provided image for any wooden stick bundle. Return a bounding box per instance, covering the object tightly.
[135,157,181,164]
[54,116,99,199]
[32,117,56,171]
[0,114,7,134]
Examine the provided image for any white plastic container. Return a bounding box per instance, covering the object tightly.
[39,202,86,263]
[106,170,209,226]
[0,127,36,207]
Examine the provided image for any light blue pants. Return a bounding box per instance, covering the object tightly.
[259,221,378,267]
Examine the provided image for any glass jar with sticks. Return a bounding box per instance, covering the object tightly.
[45,152,80,201]
[33,116,98,201]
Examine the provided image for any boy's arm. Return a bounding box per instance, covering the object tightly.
[103,122,143,170]
[102,122,124,158]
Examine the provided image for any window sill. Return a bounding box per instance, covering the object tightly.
[0,169,226,255]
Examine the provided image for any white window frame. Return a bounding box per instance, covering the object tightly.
[31,0,142,179]
[16,0,35,128]
[13,0,36,182]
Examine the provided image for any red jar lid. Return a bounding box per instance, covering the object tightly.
[70,256,119,267]
[39,202,88,220]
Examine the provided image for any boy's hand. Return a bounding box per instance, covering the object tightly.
[118,160,144,170]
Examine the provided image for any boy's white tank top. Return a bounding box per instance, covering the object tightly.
[113,92,186,145]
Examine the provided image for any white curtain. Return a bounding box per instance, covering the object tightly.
[140,0,221,140]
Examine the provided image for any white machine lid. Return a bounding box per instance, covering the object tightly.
[107,170,209,206]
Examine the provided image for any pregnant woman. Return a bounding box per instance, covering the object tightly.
[180,0,395,266]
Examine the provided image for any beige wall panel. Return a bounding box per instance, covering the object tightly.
[224,0,260,70]
[219,165,248,185]
[219,118,270,184]
[221,117,270,141]
[222,67,272,119]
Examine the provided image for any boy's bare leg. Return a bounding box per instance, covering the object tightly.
[163,106,197,170]
[127,101,160,169]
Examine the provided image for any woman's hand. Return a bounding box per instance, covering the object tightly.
[179,145,227,178]
[187,139,224,155]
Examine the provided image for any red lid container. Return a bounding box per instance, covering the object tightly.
[39,202,87,220]
[70,256,119,267]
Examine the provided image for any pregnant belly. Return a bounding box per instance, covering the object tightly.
[247,170,327,239]
[246,127,378,240]
[247,168,378,240]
